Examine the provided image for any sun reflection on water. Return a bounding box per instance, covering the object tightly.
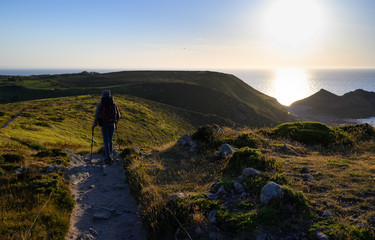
[270,68,311,106]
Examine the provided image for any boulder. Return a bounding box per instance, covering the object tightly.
[216,185,228,197]
[208,209,217,223]
[14,166,28,175]
[45,164,68,173]
[302,173,314,181]
[170,192,188,201]
[242,167,262,177]
[260,182,283,204]
[93,207,113,220]
[177,134,191,146]
[219,144,235,157]
[316,230,329,240]
[233,181,244,193]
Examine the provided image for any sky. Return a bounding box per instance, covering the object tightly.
[1,0,375,69]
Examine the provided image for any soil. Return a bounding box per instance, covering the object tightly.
[65,150,146,240]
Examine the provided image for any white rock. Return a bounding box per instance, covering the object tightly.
[260,182,283,204]
[219,144,235,157]
[242,167,262,177]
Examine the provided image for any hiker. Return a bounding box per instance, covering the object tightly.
[92,90,120,164]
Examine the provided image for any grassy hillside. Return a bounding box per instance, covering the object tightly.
[122,123,375,240]
[0,93,234,239]
[0,71,289,127]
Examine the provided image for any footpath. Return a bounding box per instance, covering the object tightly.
[65,150,146,240]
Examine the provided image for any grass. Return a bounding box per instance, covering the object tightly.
[0,93,229,239]
[0,70,289,127]
[121,123,375,239]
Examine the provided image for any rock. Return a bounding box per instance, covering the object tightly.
[170,192,188,201]
[256,234,268,240]
[233,181,244,193]
[194,226,202,236]
[301,167,310,173]
[77,228,98,240]
[219,144,235,157]
[302,174,314,181]
[45,164,68,173]
[316,230,329,240]
[279,144,298,155]
[242,167,262,177]
[322,210,336,218]
[216,185,228,197]
[177,134,191,146]
[208,209,217,223]
[240,192,247,198]
[209,232,217,240]
[207,194,217,200]
[209,179,220,193]
[93,208,112,219]
[189,140,197,152]
[260,182,283,204]
[14,166,28,175]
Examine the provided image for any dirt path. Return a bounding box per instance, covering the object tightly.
[1,109,26,128]
[65,150,146,240]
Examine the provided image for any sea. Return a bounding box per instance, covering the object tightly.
[1,68,375,126]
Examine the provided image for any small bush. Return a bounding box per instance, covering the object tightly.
[191,125,221,143]
[2,153,23,163]
[35,149,67,158]
[271,122,336,146]
[232,133,259,148]
[337,123,375,141]
[222,147,279,176]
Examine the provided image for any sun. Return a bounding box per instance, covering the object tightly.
[262,0,326,51]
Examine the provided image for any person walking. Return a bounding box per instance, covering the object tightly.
[92,90,120,164]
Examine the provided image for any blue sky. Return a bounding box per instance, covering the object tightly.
[1,0,375,69]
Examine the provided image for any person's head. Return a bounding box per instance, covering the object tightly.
[101,90,112,101]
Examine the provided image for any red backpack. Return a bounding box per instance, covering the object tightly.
[99,102,118,126]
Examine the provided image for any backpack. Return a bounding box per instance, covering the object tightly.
[99,101,118,126]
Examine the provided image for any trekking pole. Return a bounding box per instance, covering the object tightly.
[90,128,94,162]
[116,125,121,151]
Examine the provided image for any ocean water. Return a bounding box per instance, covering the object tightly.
[226,68,375,106]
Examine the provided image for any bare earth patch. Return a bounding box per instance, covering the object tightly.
[65,151,146,240]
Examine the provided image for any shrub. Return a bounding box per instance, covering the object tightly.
[191,125,221,143]
[2,153,23,163]
[336,123,375,141]
[35,149,67,158]
[271,122,336,146]
[222,147,279,176]
[233,133,259,148]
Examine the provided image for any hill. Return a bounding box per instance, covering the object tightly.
[0,93,236,239]
[289,89,375,123]
[0,71,289,127]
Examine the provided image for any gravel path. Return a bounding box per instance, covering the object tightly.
[65,150,146,240]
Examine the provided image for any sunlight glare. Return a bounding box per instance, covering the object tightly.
[263,0,325,51]
[271,68,311,106]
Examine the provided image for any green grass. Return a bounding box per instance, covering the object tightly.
[0,70,289,127]
[0,93,232,239]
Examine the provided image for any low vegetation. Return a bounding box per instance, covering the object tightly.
[122,122,375,239]
[0,93,225,239]
[1,84,374,239]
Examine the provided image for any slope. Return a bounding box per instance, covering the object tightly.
[290,88,375,119]
[0,71,289,127]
